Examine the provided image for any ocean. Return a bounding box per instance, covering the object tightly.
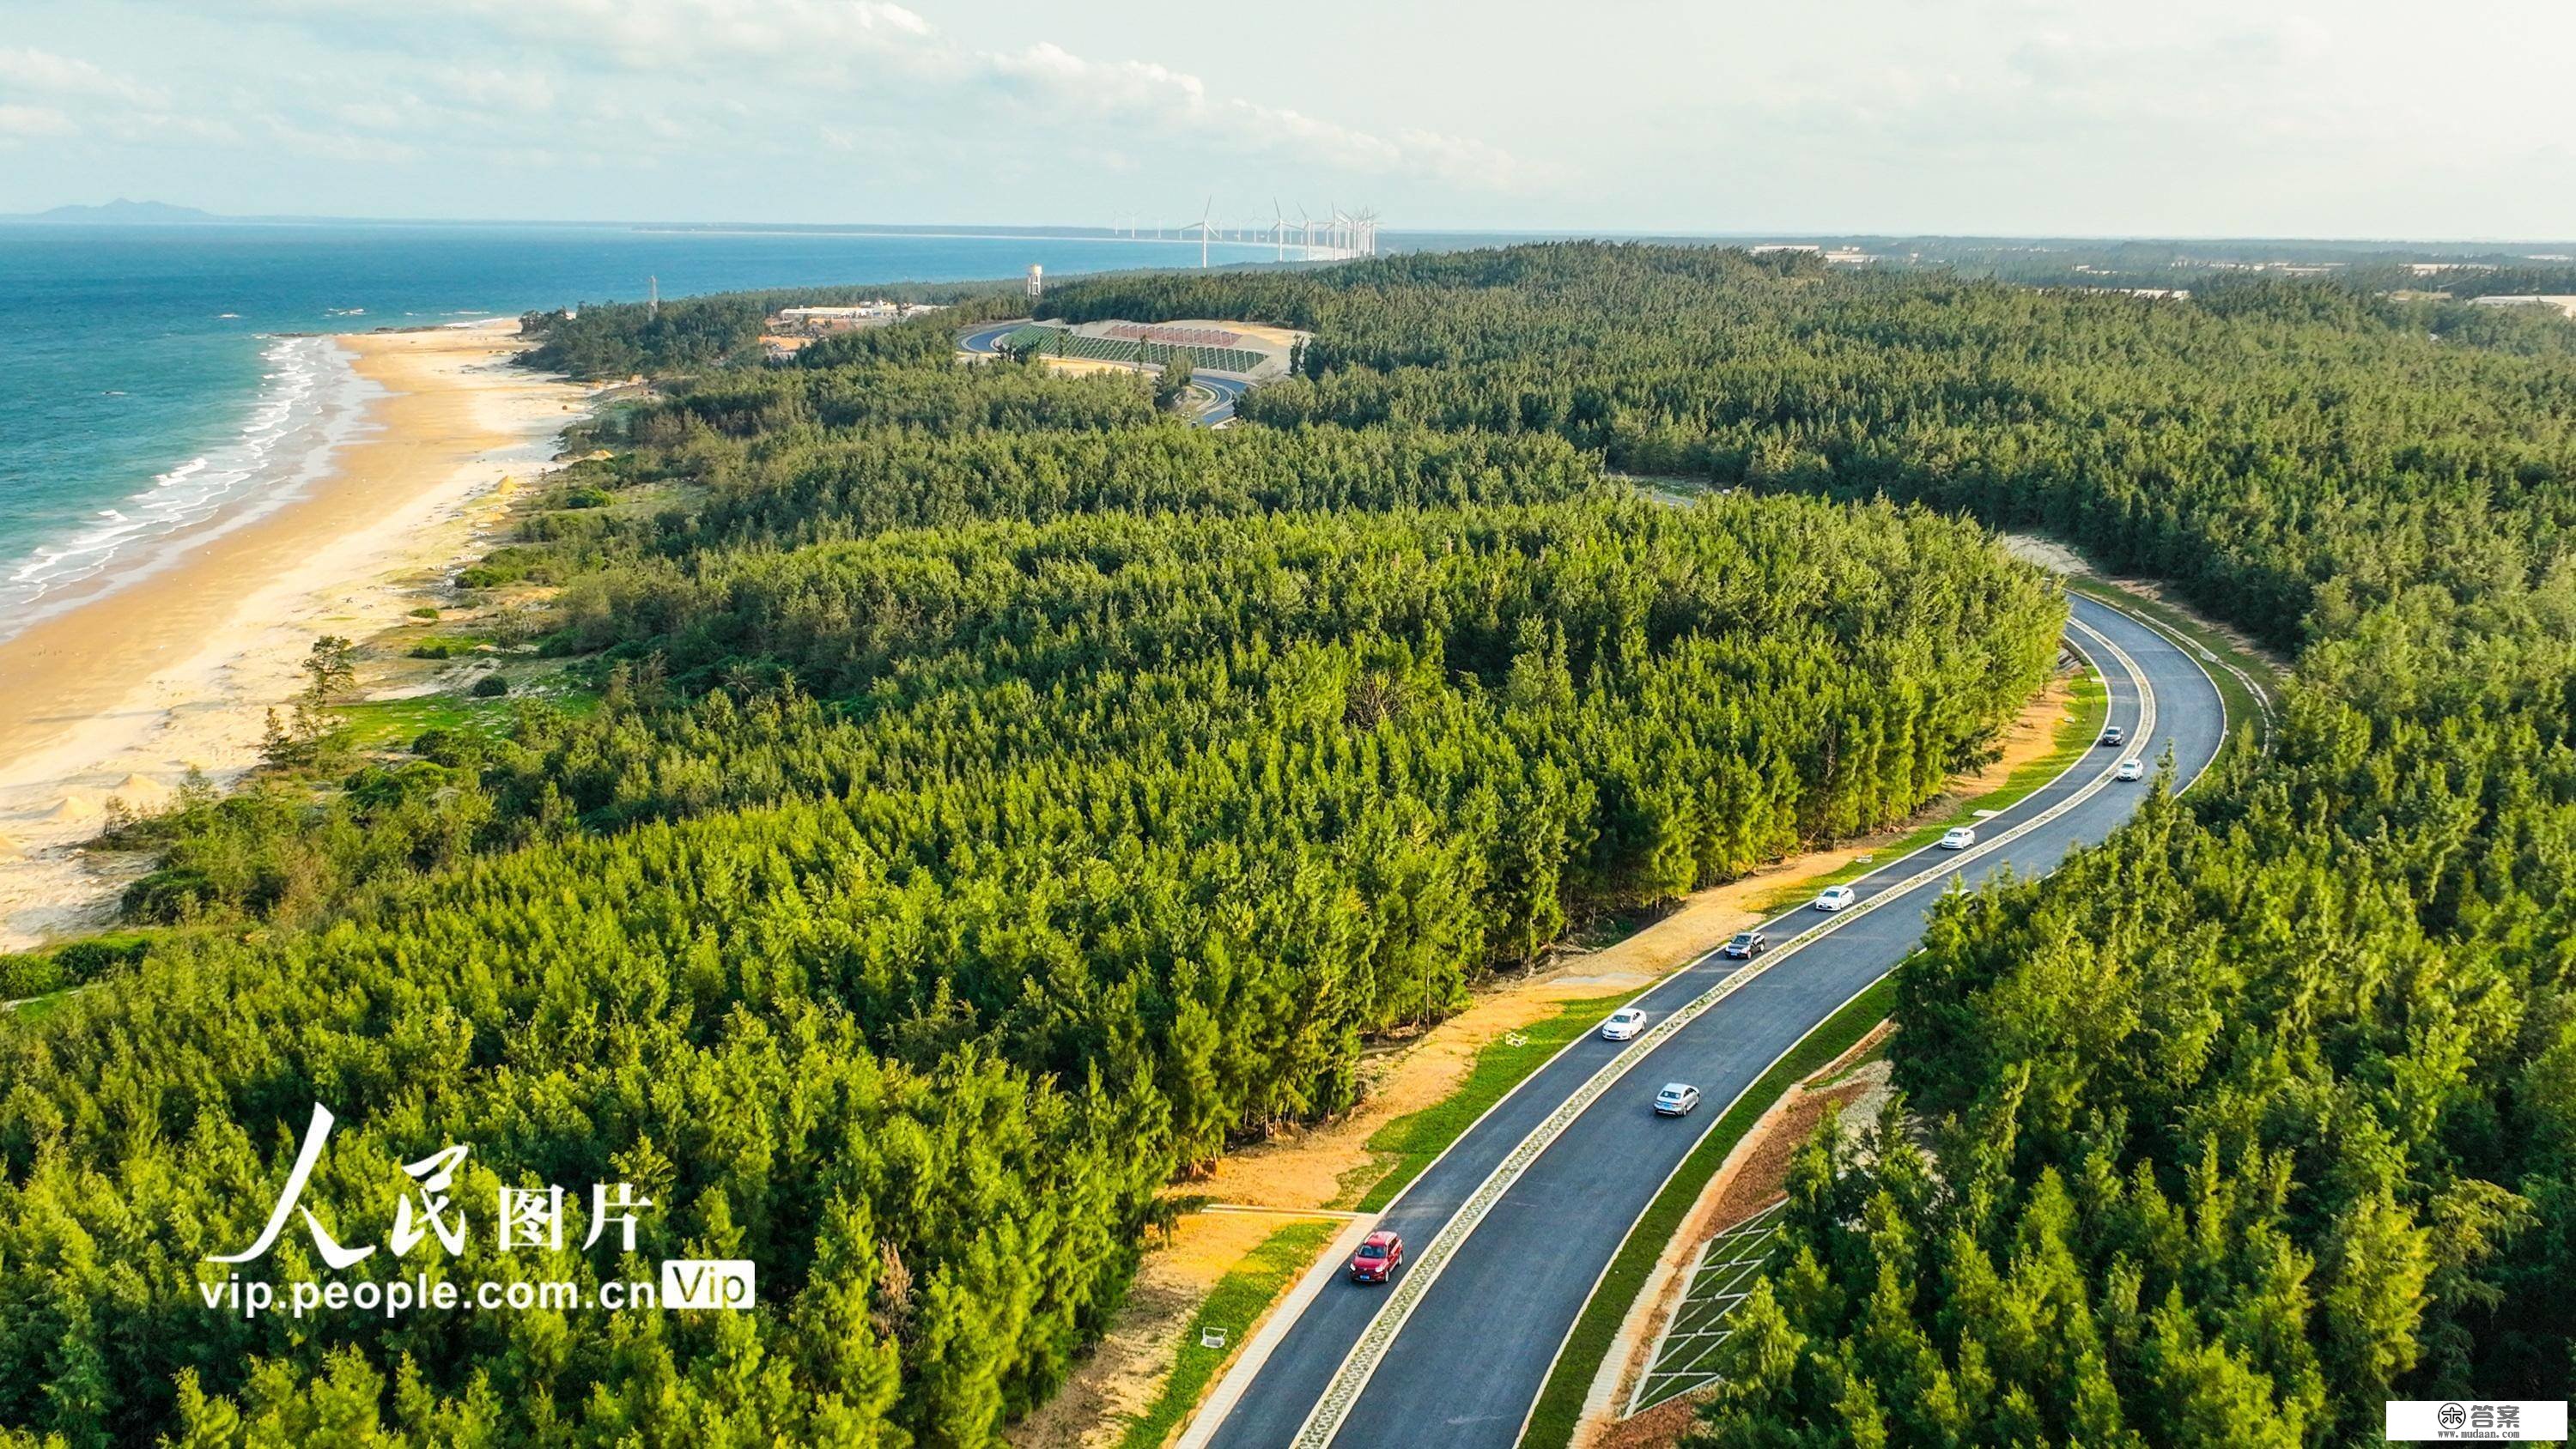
[0,221,1289,634]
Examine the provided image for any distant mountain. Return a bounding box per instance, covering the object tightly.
[4,199,222,225]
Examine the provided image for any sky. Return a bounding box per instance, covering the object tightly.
[2,0,2571,239]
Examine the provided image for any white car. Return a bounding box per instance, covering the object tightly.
[1600,1007,1648,1041]
[2116,758,2144,782]
[1940,826,1977,850]
[1813,885,1856,912]
[1653,1082,1702,1117]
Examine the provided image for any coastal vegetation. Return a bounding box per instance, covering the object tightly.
[4,240,2573,1445]
[1040,243,2576,1441]
[1122,247,2575,652]
[0,258,2058,1446]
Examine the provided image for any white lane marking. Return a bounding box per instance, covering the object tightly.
[1286,618,2158,1447]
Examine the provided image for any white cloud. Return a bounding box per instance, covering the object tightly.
[132,0,1539,194]
[211,0,939,74]
[0,103,78,138]
[434,66,559,114]
[260,114,421,164]
[973,39,1532,191]
[57,0,2555,233]
[97,112,243,145]
[0,46,165,106]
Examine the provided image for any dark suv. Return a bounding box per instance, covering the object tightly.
[1722,930,1769,960]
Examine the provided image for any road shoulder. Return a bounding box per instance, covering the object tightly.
[1013,666,2088,1446]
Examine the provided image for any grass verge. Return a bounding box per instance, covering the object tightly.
[1116,1218,1340,1449]
[1520,973,1899,1448]
[1746,665,2106,916]
[1345,662,2105,1214]
[1350,989,1639,1213]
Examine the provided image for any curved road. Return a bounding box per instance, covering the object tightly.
[1199,592,2229,1447]
[957,319,1252,425]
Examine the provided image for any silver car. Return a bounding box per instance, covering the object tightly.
[1600,1007,1648,1041]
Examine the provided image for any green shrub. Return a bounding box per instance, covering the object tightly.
[0,951,64,1000]
[1,932,154,999]
[455,546,553,590]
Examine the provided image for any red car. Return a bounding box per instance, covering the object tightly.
[1349,1230,1404,1283]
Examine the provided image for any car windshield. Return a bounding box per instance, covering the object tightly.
[1358,1243,1385,1258]
[1729,934,1751,944]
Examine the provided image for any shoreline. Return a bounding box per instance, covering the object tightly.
[0,333,374,634]
[0,320,596,950]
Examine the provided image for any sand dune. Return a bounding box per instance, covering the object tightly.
[40,793,100,822]
[109,773,173,808]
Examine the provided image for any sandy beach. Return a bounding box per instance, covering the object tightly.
[0,321,593,950]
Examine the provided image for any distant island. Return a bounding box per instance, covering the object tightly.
[3,199,220,225]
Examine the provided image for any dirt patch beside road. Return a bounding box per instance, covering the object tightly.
[1015,672,2075,1446]
[1999,531,2288,673]
[1009,1210,1285,1448]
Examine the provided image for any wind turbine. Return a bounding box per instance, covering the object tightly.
[1186,196,1217,268]
[1270,198,1288,262]
[1299,206,1315,261]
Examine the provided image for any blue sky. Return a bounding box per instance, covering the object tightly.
[2,0,2570,237]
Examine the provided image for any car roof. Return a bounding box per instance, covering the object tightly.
[1611,1006,1643,1017]
[1362,1229,1400,1246]
[1659,1082,1692,1093]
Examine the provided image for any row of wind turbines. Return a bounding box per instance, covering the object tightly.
[1111,199,1379,266]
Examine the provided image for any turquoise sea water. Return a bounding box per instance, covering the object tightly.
[0,221,1284,632]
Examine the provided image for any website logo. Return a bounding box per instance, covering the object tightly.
[2387,1400,2568,1441]
[193,1104,750,1318]
[661,1260,757,1310]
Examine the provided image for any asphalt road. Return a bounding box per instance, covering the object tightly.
[956,319,1250,425]
[1201,592,2230,1447]
[956,319,1027,355]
